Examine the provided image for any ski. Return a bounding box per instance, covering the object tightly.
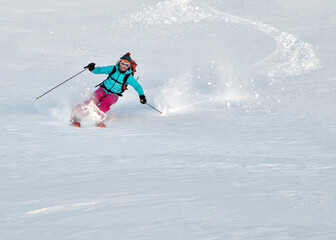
[96,123,106,128]
[71,121,81,128]
[70,120,106,128]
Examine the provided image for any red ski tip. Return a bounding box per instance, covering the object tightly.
[72,122,81,128]
[96,123,106,128]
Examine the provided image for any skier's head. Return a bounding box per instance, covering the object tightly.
[120,52,132,64]
[119,52,131,72]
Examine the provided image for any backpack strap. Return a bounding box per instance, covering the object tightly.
[108,66,117,79]
[120,73,131,95]
[123,73,131,83]
[94,66,117,88]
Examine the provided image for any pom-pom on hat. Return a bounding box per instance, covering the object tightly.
[120,52,132,64]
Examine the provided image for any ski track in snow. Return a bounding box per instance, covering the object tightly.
[25,194,167,216]
[131,0,321,76]
[26,201,100,216]
[201,2,321,76]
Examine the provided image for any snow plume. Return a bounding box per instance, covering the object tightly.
[156,61,249,113]
[158,72,195,113]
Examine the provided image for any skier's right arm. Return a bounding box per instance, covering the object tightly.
[85,63,114,75]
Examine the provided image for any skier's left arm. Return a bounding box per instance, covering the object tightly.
[127,75,147,104]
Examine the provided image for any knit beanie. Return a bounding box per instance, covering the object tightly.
[120,52,132,64]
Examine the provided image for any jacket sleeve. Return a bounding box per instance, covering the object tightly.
[91,65,114,75]
[126,75,145,96]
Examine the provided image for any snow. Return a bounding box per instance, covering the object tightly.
[1,0,336,239]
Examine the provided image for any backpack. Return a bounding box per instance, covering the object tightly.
[130,59,137,76]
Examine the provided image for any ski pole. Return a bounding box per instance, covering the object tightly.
[135,76,162,114]
[36,68,87,100]
[146,103,163,114]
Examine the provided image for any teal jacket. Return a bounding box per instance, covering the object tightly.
[92,62,144,96]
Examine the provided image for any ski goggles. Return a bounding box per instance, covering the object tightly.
[119,60,130,68]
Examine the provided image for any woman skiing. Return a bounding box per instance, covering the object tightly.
[72,52,146,127]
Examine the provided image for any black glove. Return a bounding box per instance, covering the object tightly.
[139,95,147,104]
[85,63,95,71]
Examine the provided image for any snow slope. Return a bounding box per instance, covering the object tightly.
[1,0,335,239]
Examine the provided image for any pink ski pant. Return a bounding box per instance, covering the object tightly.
[83,87,118,113]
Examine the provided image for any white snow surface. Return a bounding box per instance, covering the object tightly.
[1,0,336,239]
